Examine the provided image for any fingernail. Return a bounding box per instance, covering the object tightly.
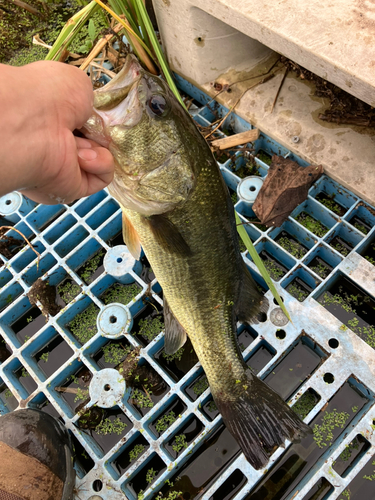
[78,148,98,161]
[78,139,93,149]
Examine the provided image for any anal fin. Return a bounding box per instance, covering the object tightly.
[163,296,187,354]
[146,214,191,257]
[122,212,141,260]
[236,261,269,324]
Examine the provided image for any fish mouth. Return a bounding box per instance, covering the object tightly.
[93,54,143,111]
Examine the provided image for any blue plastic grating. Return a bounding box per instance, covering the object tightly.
[1,77,375,500]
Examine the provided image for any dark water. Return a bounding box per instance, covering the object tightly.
[275,231,309,259]
[92,338,133,370]
[131,301,163,346]
[259,250,288,281]
[149,397,187,438]
[315,192,346,216]
[127,453,166,498]
[264,341,322,400]
[301,477,333,500]
[55,277,81,307]
[202,396,220,421]
[70,433,95,476]
[107,231,124,247]
[15,366,37,394]
[11,307,46,343]
[185,372,209,402]
[333,434,370,477]
[59,366,92,414]
[348,215,371,235]
[154,424,241,500]
[359,234,375,265]
[164,416,204,459]
[112,433,149,476]
[36,335,74,378]
[154,337,198,382]
[210,469,247,500]
[128,360,170,418]
[244,380,368,500]
[307,256,333,279]
[154,364,368,500]
[330,235,353,256]
[286,277,313,302]
[246,343,275,374]
[0,383,18,411]
[140,255,156,283]
[89,408,133,455]
[76,248,105,285]
[317,275,375,349]
[337,453,375,499]
[237,326,257,352]
[0,338,12,363]
[37,398,63,421]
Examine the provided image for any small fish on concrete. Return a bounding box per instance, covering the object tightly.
[81,55,311,469]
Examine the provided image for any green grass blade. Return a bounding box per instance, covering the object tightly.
[129,0,151,48]
[45,1,98,61]
[134,0,186,110]
[235,212,292,323]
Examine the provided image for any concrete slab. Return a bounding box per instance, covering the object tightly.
[153,0,375,106]
[152,0,375,206]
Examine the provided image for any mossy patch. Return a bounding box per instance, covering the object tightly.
[68,303,99,344]
[102,282,140,306]
[292,390,318,419]
[277,235,307,259]
[295,212,328,237]
[1,0,109,66]
[58,280,81,304]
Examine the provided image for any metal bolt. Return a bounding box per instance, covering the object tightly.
[292,136,300,143]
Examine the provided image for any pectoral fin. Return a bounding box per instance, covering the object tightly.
[122,212,141,260]
[163,296,187,354]
[236,261,269,323]
[146,215,191,257]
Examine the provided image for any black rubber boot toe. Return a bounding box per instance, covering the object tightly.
[0,409,75,500]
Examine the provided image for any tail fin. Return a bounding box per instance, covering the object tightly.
[213,370,311,470]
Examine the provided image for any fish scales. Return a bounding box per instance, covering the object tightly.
[123,155,246,391]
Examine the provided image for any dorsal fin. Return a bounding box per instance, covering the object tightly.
[145,214,191,257]
[163,296,187,354]
[122,212,141,260]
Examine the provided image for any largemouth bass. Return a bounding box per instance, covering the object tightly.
[82,55,311,469]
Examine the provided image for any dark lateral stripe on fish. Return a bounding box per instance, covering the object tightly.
[213,372,312,470]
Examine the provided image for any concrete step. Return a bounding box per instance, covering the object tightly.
[152,0,375,207]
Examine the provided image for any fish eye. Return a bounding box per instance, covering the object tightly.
[147,95,167,116]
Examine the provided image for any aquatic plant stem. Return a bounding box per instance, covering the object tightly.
[235,212,292,323]
[80,22,124,71]
[134,0,187,109]
[93,0,158,74]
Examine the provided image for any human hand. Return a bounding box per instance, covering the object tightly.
[0,61,114,205]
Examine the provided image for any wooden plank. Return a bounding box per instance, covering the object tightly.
[211,129,260,149]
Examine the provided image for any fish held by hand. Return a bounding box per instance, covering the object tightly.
[81,54,311,470]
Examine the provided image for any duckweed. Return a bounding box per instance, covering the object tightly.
[313,409,350,448]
